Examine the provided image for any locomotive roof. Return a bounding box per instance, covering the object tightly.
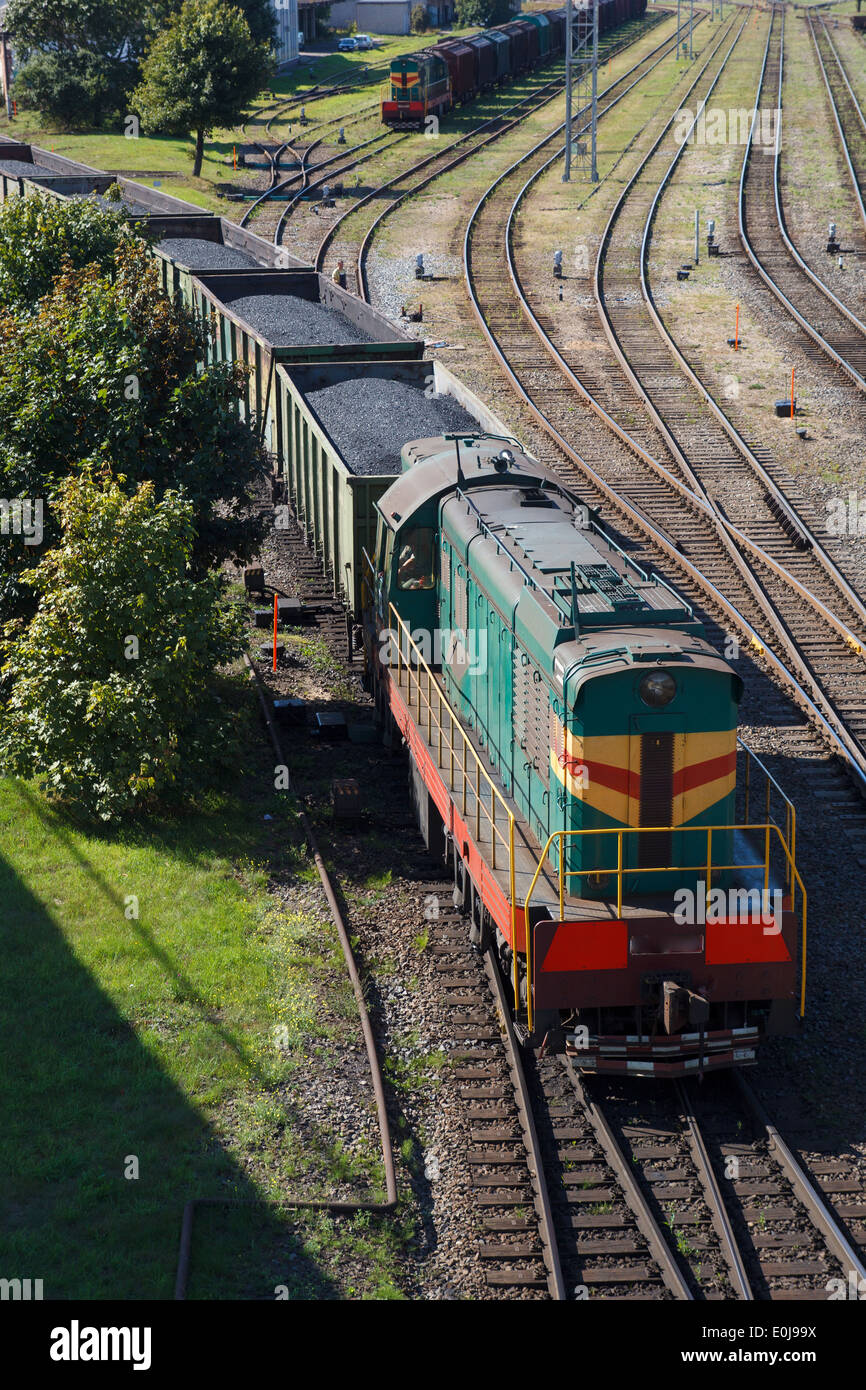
[442,482,692,628]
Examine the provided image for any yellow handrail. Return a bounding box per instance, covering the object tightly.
[378,599,521,999]
[524,822,807,1032]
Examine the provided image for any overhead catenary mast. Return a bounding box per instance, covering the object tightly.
[562,0,599,184]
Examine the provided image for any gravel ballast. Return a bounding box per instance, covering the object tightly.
[224,292,373,348]
[157,236,262,271]
[306,377,480,476]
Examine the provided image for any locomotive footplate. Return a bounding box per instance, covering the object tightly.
[564,1024,760,1077]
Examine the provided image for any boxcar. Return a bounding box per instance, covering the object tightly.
[435,40,477,104]
[275,358,516,614]
[518,18,541,66]
[192,270,423,454]
[545,10,566,53]
[500,21,530,71]
[466,34,497,89]
[523,12,551,58]
[482,29,511,81]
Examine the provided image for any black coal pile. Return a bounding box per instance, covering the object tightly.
[0,159,56,179]
[306,377,479,476]
[225,293,372,347]
[91,194,152,215]
[157,237,261,270]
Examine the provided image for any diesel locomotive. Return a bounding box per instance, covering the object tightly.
[366,435,804,1077]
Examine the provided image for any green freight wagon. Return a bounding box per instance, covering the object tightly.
[148,218,308,303]
[192,270,424,455]
[275,358,517,615]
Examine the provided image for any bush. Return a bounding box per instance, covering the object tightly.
[410,4,428,33]
[0,192,144,310]
[12,48,137,127]
[0,475,246,821]
[0,235,269,621]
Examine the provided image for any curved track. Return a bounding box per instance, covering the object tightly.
[808,11,866,237]
[450,7,866,791]
[739,8,866,390]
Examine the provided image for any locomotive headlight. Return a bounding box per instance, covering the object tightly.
[639,671,677,707]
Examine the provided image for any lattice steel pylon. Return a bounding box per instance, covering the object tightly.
[563,0,599,183]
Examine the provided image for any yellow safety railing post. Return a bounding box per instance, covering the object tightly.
[475,764,481,842]
[559,831,565,920]
[510,815,518,1012]
[492,793,497,871]
[744,747,751,821]
[706,827,713,898]
[616,832,623,916]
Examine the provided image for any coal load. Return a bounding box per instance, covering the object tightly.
[157,237,261,271]
[0,159,56,179]
[91,193,152,216]
[225,293,372,347]
[307,377,479,476]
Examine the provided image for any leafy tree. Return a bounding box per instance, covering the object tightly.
[0,240,268,619]
[146,0,275,45]
[455,0,513,28]
[0,192,145,311]
[134,0,274,178]
[5,0,147,125]
[12,49,137,127]
[0,474,246,821]
[4,0,145,58]
[410,4,428,33]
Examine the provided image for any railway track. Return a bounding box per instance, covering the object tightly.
[740,7,866,391]
[451,5,866,798]
[808,12,866,238]
[339,17,681,297]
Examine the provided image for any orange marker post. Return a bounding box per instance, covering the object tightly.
[233,145,237,171]
[272,594,278,672]
[790,367,795,419]
[735,303,739,350]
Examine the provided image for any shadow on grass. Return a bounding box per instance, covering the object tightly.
[0,776,377,1300]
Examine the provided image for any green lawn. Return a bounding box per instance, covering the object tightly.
[0,691,402,1299]
[0,32,467,215]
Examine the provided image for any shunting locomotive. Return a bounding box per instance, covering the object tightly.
[365,436,805,1077]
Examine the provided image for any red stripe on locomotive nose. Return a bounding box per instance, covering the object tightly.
[540,920,629,972]
[705,918,792,965]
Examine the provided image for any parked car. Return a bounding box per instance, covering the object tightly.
[338,35,358,50]
[354,34,374,50]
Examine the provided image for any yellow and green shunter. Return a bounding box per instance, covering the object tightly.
[371,437,801,1073]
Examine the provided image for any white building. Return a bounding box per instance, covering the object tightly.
[271,0,300,66]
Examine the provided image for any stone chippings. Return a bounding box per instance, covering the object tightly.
[225,292,373,348]
[306,377,479,476]
[156,236,262,270]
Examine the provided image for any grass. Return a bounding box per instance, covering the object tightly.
[0,686,407,1299]
[0,31,474,216]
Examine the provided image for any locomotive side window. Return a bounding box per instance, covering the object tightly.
[397,527,435,590]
